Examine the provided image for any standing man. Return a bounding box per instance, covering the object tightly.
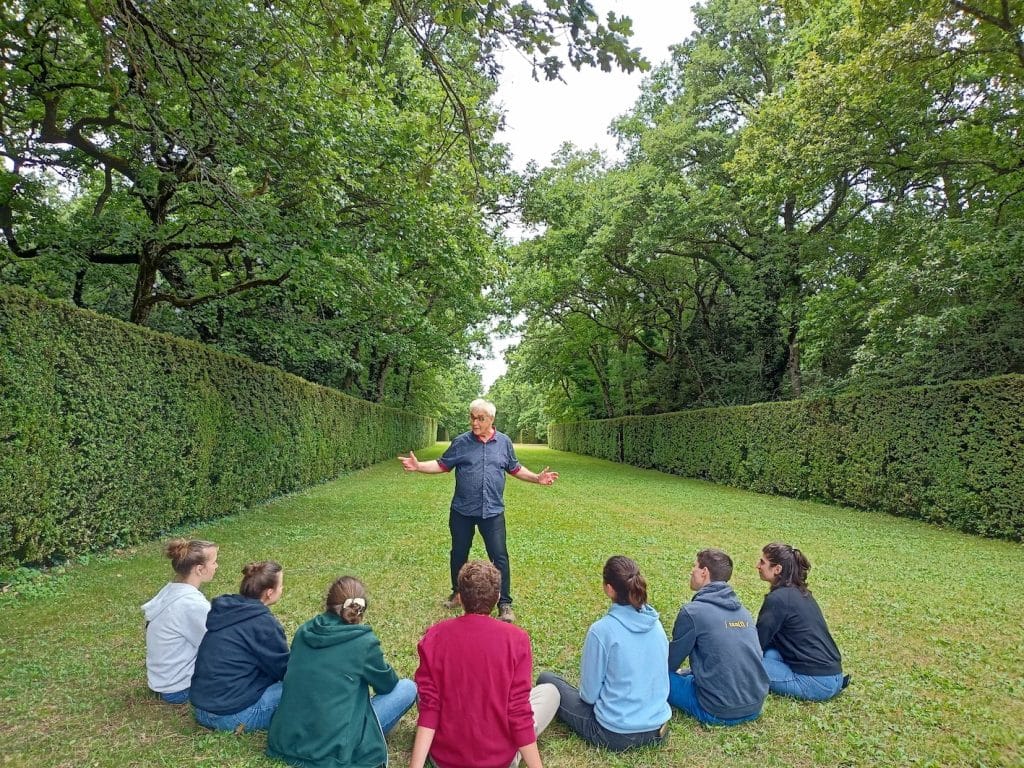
[667,548,768,725]
[399,399,558,623]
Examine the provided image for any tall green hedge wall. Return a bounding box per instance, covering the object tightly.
[0,286,435,567]
[549,375,1024,540]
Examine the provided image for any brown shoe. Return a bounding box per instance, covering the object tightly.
[497,603,515,623]
[443,592,459,610]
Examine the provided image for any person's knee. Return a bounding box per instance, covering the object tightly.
[395,677,418,704]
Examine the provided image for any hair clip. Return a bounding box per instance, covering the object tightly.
[343,597,366,610]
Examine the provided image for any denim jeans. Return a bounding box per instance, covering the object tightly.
[449,510,512,605]
[156,688,189,704]
[762,648,844,701]
[371,678,417,734]
[193,682,282,732]
[668,671,761,726]
[536,672,666,752]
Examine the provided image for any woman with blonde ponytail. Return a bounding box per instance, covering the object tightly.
[141,538,219,703]
[268,576,416,768]
[537,556,670,751]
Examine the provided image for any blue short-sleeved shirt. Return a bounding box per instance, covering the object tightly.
[437,430,522,519]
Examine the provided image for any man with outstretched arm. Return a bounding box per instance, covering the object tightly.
[398,398,558,623]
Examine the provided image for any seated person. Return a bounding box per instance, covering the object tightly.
[668,548,768,725]
[268,575,417,767]
[190,561,289,732]
[142,538,219,704]
[537,555,670,752]
[409,560,559,768]
[756,542,849,701]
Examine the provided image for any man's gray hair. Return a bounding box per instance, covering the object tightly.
[469,398,496,418]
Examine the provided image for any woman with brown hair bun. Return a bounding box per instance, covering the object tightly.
[190,560,289,732]
[268,576,415,768]
[142,538,219,704]
[756,542,849,701]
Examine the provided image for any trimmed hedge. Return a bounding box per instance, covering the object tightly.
[0,286,435,567]
[549,375,1024,540]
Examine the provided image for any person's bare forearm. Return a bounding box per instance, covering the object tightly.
[409,726,436,768]
[413,460,444,473]
[519,741,544,768]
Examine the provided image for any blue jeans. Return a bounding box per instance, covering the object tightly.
[156,688,189,704]
[668,671,761,726]
[449,510,512,605]
[193,682,282,732]
[762,649,844,701]
[536,671,666,752]
[371,678,417,734]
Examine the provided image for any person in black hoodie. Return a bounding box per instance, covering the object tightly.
[756,542,849,701]
[667,548,768,726]
[191,561,289,732]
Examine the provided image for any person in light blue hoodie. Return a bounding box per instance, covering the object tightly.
[667,548,768,726]
[537,555,670,751]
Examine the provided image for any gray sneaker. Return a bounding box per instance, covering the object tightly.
[443,592,459,610]
[497,603,515,623]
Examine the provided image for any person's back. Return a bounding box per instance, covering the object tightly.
[416,613,536,768]
[671,581,767,719]
[410,560,558,768]
[190,593,288,715]
[269,576,415,768]
[583,603,670,733]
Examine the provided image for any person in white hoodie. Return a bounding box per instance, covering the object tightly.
[142,538,219,703]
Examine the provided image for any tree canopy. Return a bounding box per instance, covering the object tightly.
[501,0,1024,424]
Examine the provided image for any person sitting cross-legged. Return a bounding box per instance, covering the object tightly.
[537,556,671,752]
[755,542,850,701]
[409,560,559,768]
[667,548,768,726]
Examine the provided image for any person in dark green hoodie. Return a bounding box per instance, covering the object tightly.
[267,576,416,768]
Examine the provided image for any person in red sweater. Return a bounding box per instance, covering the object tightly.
[410,561,559,768]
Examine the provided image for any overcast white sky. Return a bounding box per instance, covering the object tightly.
[478,1,697,389]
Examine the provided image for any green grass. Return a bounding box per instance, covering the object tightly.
[2,445,1022,768]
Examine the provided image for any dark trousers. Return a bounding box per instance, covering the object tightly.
[449,510,511,605]
[535,672,667,752]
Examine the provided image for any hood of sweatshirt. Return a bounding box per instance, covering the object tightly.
[691,581,742,611]
[141,582,204,623]
[297,611,374,649]
[204,593,270,631]
[605,602,662,633]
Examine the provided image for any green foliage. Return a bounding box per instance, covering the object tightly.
[550,373,1024,540]
[0,286,434,567]
[508,0,1024,421]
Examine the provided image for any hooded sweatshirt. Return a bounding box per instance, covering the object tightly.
[668,581,768,720]
[580,602,671,734]
[189,594,289,715]
[268,612,399,768]
[142,582,211,693]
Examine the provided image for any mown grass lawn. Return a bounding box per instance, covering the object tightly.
[2,445,1022,768]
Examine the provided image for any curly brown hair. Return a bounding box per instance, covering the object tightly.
[457,560,500,614]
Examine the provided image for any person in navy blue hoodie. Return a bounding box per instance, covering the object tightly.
[190,560,289,732]
[668,548,768,726]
